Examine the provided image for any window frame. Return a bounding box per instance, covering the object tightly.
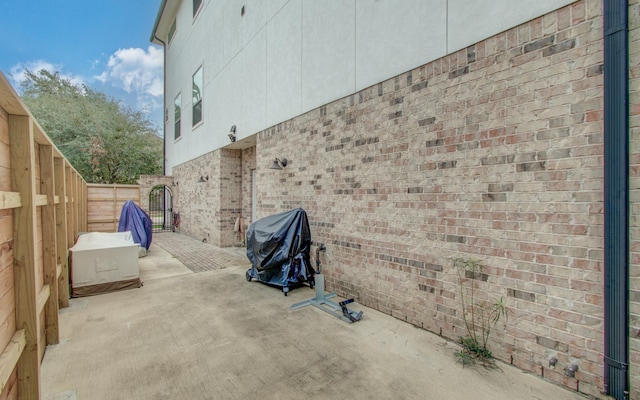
[174,93,182,141]
[192,66,203,127]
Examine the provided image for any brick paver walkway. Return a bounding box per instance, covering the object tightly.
[152,232,250,273]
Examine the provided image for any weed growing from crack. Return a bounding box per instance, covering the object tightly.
[452,257,509,367]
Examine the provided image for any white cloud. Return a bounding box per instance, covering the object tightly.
[95,46,163,98]
[9,60,86,89]
[7,48,164,128]
[94,46,164,123]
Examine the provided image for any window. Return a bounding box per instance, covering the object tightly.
[193,0,203,18]
[174,94,181,140]
[168,18,177,44]
[192,66,203,126]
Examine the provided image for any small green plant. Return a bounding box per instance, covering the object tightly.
[454,345,478,366]
[452,257,508,367]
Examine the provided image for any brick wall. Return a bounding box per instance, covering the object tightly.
[172,151,219,243]
[219,148,243,246]
[167,0,639,396]
[241,147,256,229]
[629,0,640,398]
[172,149,243,247]
[254,1,613,397]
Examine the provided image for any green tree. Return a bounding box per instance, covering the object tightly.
[19,69,163,184]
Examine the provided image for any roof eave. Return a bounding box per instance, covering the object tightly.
[150,0,169,45]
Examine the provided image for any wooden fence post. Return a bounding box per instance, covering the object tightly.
[39,145,59,345]
[9,115,41,400]
[73,174,79,238]
[54,158,69,308]
[65,167,75,247]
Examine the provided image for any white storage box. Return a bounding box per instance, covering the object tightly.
[70,232,142,297]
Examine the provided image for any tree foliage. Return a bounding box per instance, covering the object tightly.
[19,69,163,184]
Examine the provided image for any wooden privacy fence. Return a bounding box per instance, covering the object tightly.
[0,73,87,399]
[87,184,141,233]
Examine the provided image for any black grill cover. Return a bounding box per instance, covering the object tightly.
[246,208,313,287]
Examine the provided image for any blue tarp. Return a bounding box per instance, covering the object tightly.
[246,208,314,289]
[118,200,153,250]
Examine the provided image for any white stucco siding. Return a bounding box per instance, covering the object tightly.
[205,4,227,79]
[159,0,578,172]
[241,0,267,48]
[267,0,290,22]
[164,0,228,171]
[162,1,189,174]
[266,0,303,128]
[302,1,356,113]
[223,0,243,62]
[212,55,244,147]
[355,0,448,91]
[241,29,268,137]
[447,0,576,53]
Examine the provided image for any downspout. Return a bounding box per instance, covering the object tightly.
[603,1,629,399]
[151,0,168,175]
[154,33,167,176]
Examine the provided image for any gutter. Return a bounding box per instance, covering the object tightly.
[150,0,169,44]
[603,1,629,399]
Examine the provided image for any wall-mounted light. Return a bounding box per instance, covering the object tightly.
[172,181,179,186]
[228,125,236,142]
[199,175,209,182]
[268,158,288,170]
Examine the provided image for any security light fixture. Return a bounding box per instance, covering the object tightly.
[228,125,236,142]
[199,175,209,182]
[268,158,288,170]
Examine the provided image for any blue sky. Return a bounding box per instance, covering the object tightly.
[0,0,165,133]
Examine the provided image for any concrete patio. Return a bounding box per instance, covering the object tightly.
[41,233,587,400]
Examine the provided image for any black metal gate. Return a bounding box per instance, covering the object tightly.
[149,186,173,233]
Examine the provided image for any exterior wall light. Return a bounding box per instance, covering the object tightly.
[228,125,236,142]
[268,158,288,170]
[199,175,209,182]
